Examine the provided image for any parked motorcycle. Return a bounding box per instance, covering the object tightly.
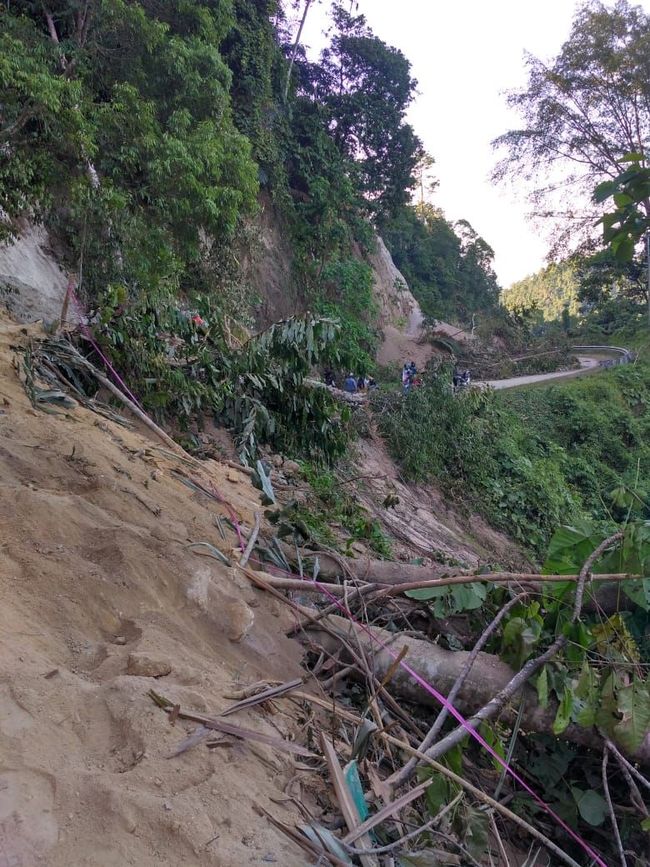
[452,369,471,393]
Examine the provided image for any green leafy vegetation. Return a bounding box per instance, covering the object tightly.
[502,261,580,324]
[0,0,430,454]
[382,203,500,324]
[100,300,350,462]
[377,362,650,554]
[3,3,650,863]
[494,0,650,254]
[272,461,392,557]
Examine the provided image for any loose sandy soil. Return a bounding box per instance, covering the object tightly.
[0,316,313,867]
[0,314,527,867]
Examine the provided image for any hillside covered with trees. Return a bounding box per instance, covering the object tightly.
[1,2,650,866]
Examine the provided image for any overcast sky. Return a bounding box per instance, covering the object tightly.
[300,0,650,288]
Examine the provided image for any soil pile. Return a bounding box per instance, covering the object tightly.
[0,315,310,866]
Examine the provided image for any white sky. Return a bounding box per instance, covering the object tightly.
[300,0,650,288]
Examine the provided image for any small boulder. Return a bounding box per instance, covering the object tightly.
[224,598,255,642]
[126,652,172,678]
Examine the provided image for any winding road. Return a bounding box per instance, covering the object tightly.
[478,345,633,391]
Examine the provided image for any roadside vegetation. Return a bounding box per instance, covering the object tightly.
[377,362,650,556]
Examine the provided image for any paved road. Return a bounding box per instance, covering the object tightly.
[480,355,601,391]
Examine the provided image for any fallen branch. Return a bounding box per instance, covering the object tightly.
[285,690,583,867]
[149,690,316,758]
[240,511,261,567]
[603,746,628,867]
[413,533,626,766]
[286,545,638,588]
[387,591,531,790]
[305,615,649,763]
[602,736,650,793]
[342,792,462,857]
[75,347,184,454]
[375,571,638,595]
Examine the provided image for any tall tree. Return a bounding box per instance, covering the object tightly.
[493,0,650,250]
[382,204,499,322]
[314,4,422,223]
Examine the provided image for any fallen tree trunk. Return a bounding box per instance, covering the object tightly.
[289,548,453,583]
[306,615,650,765]
[283,547,636,612]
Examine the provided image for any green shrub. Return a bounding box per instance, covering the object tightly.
[377,363,650,555]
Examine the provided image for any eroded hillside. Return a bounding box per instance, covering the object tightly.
[0,314,313,867]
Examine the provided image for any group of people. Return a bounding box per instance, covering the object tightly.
[343,372,377,393]
[402,361,422,392]
[324,369,377,394]
[324,360,471,397]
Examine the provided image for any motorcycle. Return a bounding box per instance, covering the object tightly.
[453,369,471,393]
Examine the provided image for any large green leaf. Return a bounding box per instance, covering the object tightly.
[405,586,448,601]
[622,578,650,611]
[450,581,487,611]
[571,788,607,826]
[573,660,599,728]
[553,687,574,735]
[542,522,608,575]
[613,676,650,755]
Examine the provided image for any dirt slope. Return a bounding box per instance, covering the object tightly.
[0,317,312,867]
[353,436,528,571]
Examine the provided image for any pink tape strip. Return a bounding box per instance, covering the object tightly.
[69,288,145,411]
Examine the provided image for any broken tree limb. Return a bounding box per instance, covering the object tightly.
[283,544,639,600]
[286,690,583,867]
[240,511,261,567]
[305,615,650,764]
[55,342,185,455]
[412,537,626,769]
[387,591,531,791]
[279,545,639,615]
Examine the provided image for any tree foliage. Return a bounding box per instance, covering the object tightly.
[378,361,650,553]
[313,5,422,224]
[382,203,500,323]
[502,261,581,323]
[593,153,650,266]
[494,0,650,250]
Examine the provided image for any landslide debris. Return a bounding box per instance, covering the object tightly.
[0,315,311,866]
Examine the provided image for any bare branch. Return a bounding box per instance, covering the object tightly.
[602,746,628,867]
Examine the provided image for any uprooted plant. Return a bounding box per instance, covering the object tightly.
[20,308,353,464]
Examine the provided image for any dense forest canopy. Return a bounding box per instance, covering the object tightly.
[381,203,500,323]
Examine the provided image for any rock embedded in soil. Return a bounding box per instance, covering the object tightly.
[224,598,255,642]
[282,460,301,476]
[126,652,172,678]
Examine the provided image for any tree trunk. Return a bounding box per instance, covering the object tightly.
[306,615,650,764]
